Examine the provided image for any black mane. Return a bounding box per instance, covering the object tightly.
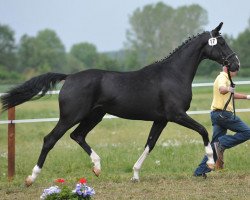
[155,31,207,64]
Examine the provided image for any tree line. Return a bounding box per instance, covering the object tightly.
[0,2,249,83]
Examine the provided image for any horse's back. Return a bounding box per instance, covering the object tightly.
[99,69,166,120]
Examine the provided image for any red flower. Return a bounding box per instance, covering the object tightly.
[79,178,87,184]
[55,178,65,183]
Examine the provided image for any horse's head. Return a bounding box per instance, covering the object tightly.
[203,22,240,72]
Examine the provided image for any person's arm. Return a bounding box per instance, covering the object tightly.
[219,86,234,94]
[219,86,250,99]
[234,92,250,100]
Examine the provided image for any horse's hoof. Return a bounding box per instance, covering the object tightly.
[207,163,215,170]
[131,177,139,183]
[25,176,33,187]
[92,167,101,177]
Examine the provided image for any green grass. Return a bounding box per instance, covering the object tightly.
[0,86,250,199]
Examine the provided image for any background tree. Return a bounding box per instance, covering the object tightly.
[35,29,66,72]
[232,18,250,77]
[70,42,98,68]
[125,2,208,66]
[18,35,38,74]
[18,29,66,78]
[0,24,16,69]
[96,53,120,71]
[1,6,249,83]
[65,54,86,73]
[70,42,121,71]
[0,24,19,82]
[122,50,140,71]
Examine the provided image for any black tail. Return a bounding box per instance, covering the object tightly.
[1,72,67,111]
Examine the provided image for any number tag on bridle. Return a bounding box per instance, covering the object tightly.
[208,38,217,46]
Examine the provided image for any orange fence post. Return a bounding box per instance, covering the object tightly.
[8,107,15,181]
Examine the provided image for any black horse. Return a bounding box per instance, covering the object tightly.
[1,23,240,186]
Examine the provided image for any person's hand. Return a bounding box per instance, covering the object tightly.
[247,95,250,100]
[228,86,235,93]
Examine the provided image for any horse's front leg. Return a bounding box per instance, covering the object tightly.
[132,121,167,182]
[173,113,215,169]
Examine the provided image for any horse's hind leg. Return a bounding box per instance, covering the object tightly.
[25,119,73,187]
[132,120,167,182]
[70,111,105,177]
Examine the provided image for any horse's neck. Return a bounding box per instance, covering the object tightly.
[172,36,207,83]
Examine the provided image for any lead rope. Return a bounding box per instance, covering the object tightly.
[221,66,236,119]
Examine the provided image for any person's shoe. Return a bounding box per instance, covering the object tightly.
[214,142,225,170]
[193,173,207,179]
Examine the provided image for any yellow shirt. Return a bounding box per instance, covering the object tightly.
[211,72,233,112]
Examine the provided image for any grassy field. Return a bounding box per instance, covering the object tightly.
[0,86,250,199]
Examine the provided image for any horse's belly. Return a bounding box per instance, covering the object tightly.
[104,102,164,121]
[107,110,162,121]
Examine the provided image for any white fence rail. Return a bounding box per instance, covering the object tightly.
[192,80,250,87]
[1,108,250,125]
[0,108,250,125]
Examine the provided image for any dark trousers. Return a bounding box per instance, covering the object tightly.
[194,110,250,176]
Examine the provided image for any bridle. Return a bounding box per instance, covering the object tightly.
[222,52,236,67]
[209,32,238,68]
[208,32,237,118]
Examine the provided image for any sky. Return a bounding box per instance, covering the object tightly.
[0,0,249,52]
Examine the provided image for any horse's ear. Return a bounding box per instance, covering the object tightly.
[212,22,223,35]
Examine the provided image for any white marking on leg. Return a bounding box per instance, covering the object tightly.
[132,145,150,181]
[31,165,41,180]
[25,165,41,186]
[90,149,101,176]
[205,143,215,169]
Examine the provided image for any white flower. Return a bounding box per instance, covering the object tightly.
[40,186,61,199]
[155,160,161,165]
